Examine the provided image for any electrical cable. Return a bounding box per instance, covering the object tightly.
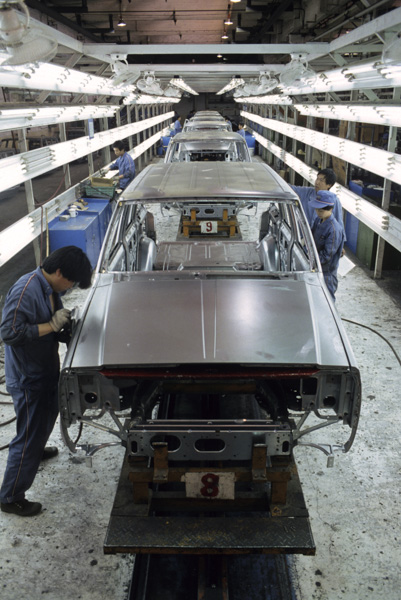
[342,317,401,367]
[0,416,16,428]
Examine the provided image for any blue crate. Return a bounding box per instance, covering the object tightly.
[49,212,102,269]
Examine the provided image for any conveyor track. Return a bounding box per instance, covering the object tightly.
[127,553,296,600]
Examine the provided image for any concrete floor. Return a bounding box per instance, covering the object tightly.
[1,256,400,600]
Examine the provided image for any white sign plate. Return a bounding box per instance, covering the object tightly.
[200,220,218,234]
[183,472,235,500]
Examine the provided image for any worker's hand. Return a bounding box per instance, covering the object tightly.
[49,308,71,332]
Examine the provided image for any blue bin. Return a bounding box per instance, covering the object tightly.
[49,212,102,269]
[161,135,173,154]
[81,198,112,239]
[245,131,256,156]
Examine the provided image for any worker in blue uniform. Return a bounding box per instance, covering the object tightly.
[310,191,345,301]
[237,122,246,139]
[290,168,344,230]
[0,246,92,517]
[107,140,136,191]
[172,115,182,135]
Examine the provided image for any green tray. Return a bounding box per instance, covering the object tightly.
[83,184,116,199]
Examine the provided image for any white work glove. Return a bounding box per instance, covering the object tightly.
[49,308,71,332]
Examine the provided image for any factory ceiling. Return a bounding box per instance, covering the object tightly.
[1,0,401,100]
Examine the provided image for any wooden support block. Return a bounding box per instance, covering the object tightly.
[132,481,150,504]
[153,442,169,482]
[252,444,267,481]
[270,480,288,505]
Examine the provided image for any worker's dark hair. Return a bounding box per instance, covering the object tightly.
[112,140,126,151]
[318,168,336,188]
[42,246,92,289]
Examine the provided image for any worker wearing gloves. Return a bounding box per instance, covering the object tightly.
[107,140,136,191]
[290,168,344,230]
[0,246,92,517]
[310,191,345,301]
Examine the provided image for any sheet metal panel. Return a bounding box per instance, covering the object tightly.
[124,162,298,201]
[70,275,349,369]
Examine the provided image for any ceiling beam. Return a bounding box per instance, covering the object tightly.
[83,43,330,63]
[329,6,401,52]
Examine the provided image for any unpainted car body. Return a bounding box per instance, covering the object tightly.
[59,162,361,468]
[183,119,232,133]
[164,131,251,163]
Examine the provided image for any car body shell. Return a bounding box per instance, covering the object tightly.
[183,119,232,133]
[59,162,361,465]
[164,131,251,163]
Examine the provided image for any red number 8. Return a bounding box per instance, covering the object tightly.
[200,473,219,497]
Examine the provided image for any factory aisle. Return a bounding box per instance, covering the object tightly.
[0,254,400,600]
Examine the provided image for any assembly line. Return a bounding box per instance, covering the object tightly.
[1,1,401,595]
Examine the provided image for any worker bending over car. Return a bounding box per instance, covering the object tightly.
[0,246,92,517]
[290,168,343,230]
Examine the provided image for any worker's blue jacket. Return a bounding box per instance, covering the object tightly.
[0,267,62,389]
[172,119,182,135]
[110,152,136,190]
[290,185,344,230]
[312,214,344,274]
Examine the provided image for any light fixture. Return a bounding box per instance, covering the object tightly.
[122,91,139,105]
[234,71,278,96]
[279,53,316,89]
[0,0,58,65]
[163,85,182,98]
[0,110,176,194]
[250,132,396,242]
[117,0,126,26]
[136,71,164,95]
[221,30,228,39]
[0,0,29,45]
[231,0,241,3]
[0,63,136,97]
[0,104,117,131]
[217,54,223,58]
[169,75,199,95]
[216,75,245,95]
[294,103,401,128]
[240,109,401,186]
[224,7,233,26]
[234,94,293,105]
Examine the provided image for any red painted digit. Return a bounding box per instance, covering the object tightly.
[200,473,219,497]
[206,221,212,232]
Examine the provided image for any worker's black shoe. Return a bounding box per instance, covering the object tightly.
[1,499,42,517]
[41,446,58,460]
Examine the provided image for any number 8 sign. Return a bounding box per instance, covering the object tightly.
[183,472,235,499]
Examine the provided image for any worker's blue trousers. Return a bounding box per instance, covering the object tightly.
[0,384,58,504]
[324,270,338,301]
